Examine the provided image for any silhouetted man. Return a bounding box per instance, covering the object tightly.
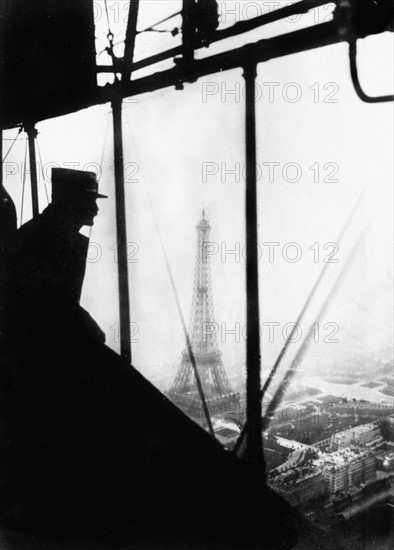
[0,182,17,333]
[2,168,296,548]
[2,168,113,535]
[7,168,106,357]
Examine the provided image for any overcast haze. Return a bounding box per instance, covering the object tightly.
[3,1,393,393]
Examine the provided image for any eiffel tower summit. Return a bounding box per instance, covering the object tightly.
[168,211,240,424]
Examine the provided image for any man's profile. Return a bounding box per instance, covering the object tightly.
[6,168,107,352]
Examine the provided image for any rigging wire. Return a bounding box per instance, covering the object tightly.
[20,137,28,226]
[36,137,50,205]
[104,105,213,432]
[137,11,182,35]
[140,28,179,35]
[143,183,215,437]
[2,127,23,164]
[96,11,182,57]
[264,209,378,428]
[124,135,215,435]
[103,0,113,36]
[103,0,116,59]
[233,187,368,456]
[260,185,367,403]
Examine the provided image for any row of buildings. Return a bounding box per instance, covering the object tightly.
[270,447,377,506]
[269,420,388,506]
[270,466,327,507]
[315,421,382,452]
[316,448,376,494]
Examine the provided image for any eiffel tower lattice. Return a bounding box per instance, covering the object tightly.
[168,211,240,424]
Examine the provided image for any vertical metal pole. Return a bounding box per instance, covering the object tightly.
[122,0,140,81]
[182,0,195,63]
[243,62,265,471]
[112,90,132,362]
[25,123,39,218]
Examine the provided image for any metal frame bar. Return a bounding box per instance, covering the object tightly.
[122,0,140,81]
[2,2,390,465]
[98,0,334,75]
[112,88,132,362]
[110,1,141,362]
[1,19,354,374]
[243,61,265,470]
[1,17,384,129]
[25,122,39,218]
[97,21,343,106]
[182,0,195,64]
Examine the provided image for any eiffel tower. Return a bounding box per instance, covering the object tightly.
[168,211,240,425]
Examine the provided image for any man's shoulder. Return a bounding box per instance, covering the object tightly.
[11,208,54,257]
[17,206,54,236]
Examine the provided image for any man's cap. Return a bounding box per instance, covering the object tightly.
[51,168,108,203]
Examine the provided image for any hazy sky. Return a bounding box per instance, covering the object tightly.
[3,1,393,393]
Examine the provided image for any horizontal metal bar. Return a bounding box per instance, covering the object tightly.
[97,0,333,75]
[1,20,363,129]
[115,21,342,99]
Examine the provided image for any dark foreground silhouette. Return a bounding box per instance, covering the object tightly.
[0,169,296,548]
